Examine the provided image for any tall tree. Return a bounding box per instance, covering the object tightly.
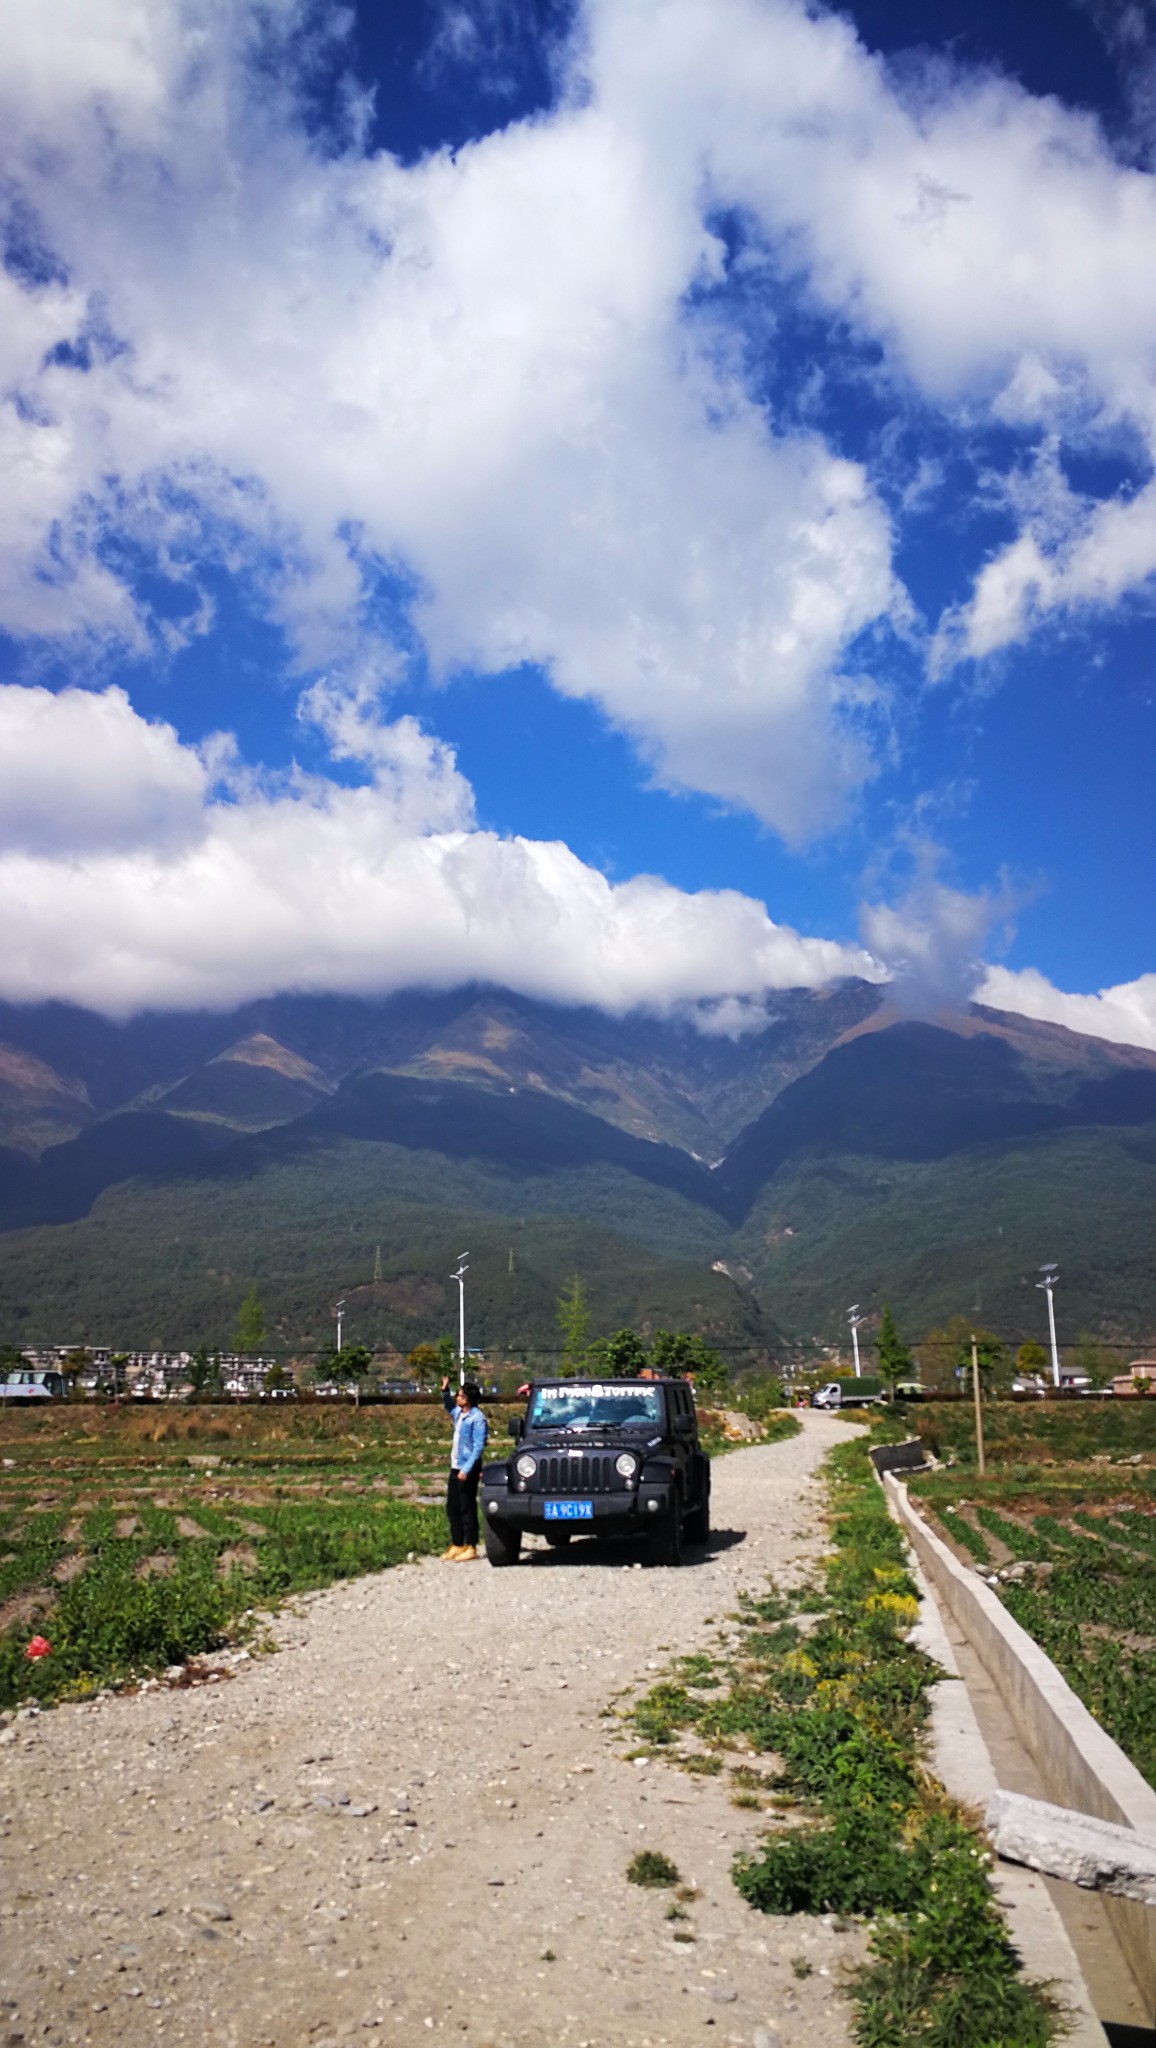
[311,1343,375,1404]
[588,1327,647,1376]
[651,1329,728,1396]
[233,1288,267,1354]
[187,1346,223,1402]
[1015,1340,1048,1382]
[961,1328,1011,1396]
[341,1343,375,1408]
[61,1346,89,1399]
[876,1304,914,1397]
[918,1316,974,1394]
[1073,1333,1115,1390]
[555,1275,591,1376]
[407,1342,440,1388]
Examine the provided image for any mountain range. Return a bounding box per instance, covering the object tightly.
[1,981,1154,1361]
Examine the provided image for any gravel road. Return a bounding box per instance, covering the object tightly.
[0,1412,862,2048]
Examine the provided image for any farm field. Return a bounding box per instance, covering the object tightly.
[0,1395,762,1711]
[898,1401,1156,1790]
[0,1401,464,1711]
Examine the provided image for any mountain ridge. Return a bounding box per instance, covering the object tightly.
[2,984,1155,1352]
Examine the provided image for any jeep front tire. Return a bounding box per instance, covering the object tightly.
[684,1480,710,1546]
[484,1520,523,1567]
[647,1499,683,1566]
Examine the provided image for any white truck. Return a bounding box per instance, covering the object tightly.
[811,1378,885,1410]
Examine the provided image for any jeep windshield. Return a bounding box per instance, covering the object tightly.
[527,1384,664,1431]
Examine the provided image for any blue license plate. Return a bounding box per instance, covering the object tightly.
[544,1499,593,1520]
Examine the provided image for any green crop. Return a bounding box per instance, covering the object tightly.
[0,1404,449,1707]
[908,1437,1156,1790]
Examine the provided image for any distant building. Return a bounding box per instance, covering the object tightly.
[217,1353,279,1397]
[15,1344,286,1398]
[1113,1360,1156,1397]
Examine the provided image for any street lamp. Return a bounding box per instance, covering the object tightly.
[847,1304,863,1379]
[333,1297,346,1352]
[1036,1264,1060,1389]
[451,1255,469,1386]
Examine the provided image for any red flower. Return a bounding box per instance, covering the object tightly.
[24,1635,51,1660]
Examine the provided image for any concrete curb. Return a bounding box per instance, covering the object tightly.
[899,1528,1108,2045]
[885,1471,1156,2015]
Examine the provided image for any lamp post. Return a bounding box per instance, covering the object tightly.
[1036,1264,1061,1389]
[451,1255,469,1386]
[972,1332,986,1476]
[333,1297,346,1353]
[847,1304,863,1379]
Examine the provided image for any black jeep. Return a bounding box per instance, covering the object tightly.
[481,1376,711,1567]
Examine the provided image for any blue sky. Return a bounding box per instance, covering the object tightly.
[0,0,1153,1045]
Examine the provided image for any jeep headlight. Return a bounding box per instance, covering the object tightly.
[615,1452,638,1478]
[515,1453,537,1479]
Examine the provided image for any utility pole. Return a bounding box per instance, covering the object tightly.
[1036,1264,1061,1389]
[333,1297,346,1353]
[847,1304,863,1378]
[373,1245,382,1284]
[451,1255,469,1386]
[972,1332,986,1477]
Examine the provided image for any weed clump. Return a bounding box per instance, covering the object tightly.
[626,1849,680,1888]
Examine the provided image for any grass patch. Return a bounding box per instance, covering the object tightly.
[626,1849,680,1888]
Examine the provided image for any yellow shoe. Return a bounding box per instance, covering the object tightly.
[453,1545,479,1562]
[442,1544,465,1559]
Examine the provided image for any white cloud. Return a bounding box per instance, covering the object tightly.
[859,846,1018,1010]
[978,963,1156,1054]
[858,844,1156,1055]
[590,0,1156,659]
[0,683,211,855]
[0,0,1153,861]
[0,0,903,842]
[0,681,875,1015]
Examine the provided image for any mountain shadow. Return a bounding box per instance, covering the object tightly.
[217,1071,726,1212]
[715,1022,1156,1220]
[0,1071,730,1233]
[0,1113,239,1230]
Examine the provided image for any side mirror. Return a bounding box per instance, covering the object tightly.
[508,1416,523,1440]
[672,1413,694,1437]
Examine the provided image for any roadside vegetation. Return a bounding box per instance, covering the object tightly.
[0,1403,458,1709]
[894,1400,1156,1790]
[626,1435,1060,2046]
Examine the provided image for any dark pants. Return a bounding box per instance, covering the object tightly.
[447,1466,480,1548]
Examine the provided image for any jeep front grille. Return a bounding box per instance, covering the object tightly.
[533,1454,622,1494]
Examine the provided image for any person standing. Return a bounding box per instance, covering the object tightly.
[440,1375,488,1560]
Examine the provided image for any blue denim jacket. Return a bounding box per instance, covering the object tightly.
[442,1386,488,1475]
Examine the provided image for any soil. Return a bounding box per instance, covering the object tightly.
[0,1414,863,2048]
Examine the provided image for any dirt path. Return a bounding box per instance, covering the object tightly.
[0,1413,861,2048]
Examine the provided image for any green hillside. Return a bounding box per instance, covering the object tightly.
[738,1123,1156,1354]
[4,1117,1155,1361]
[0,1135,766,1360]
